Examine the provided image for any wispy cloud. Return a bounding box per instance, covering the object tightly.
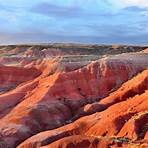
[31,2,83,18]
[122,6,148,12]
[107,0,148,9]
[30,1,114,19]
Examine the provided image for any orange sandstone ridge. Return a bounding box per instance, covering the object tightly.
[0,45,147,148]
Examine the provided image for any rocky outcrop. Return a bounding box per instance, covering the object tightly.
[0,52,147,147]
[0,44,147,57]
[0,44,148,148]
[74,66,148,119]
[0,65,41,94]
[17,70,148,148]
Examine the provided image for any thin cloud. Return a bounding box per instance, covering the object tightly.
[31,2,83,18]
[30,1,114,19]
[107,0,148,9]
[122,6,148,12]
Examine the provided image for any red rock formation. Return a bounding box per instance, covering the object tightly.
[117,111,148,140]
[42,135,124,148]
[17,69,148,148]
[0,52,147,147]
[18,90,148,148]
[0,65,41,93]
[75,67,148,118]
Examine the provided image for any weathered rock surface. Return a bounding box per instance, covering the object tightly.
[74,65,148,119]
[0,44,147,66]
[18,70,148,148]
[0,47,147,148]
[0,65,41,94]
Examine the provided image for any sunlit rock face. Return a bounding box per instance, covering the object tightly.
[0,44,147,147]
[17,69,148,148]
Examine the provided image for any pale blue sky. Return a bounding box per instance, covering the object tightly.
[0,0,148,44]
